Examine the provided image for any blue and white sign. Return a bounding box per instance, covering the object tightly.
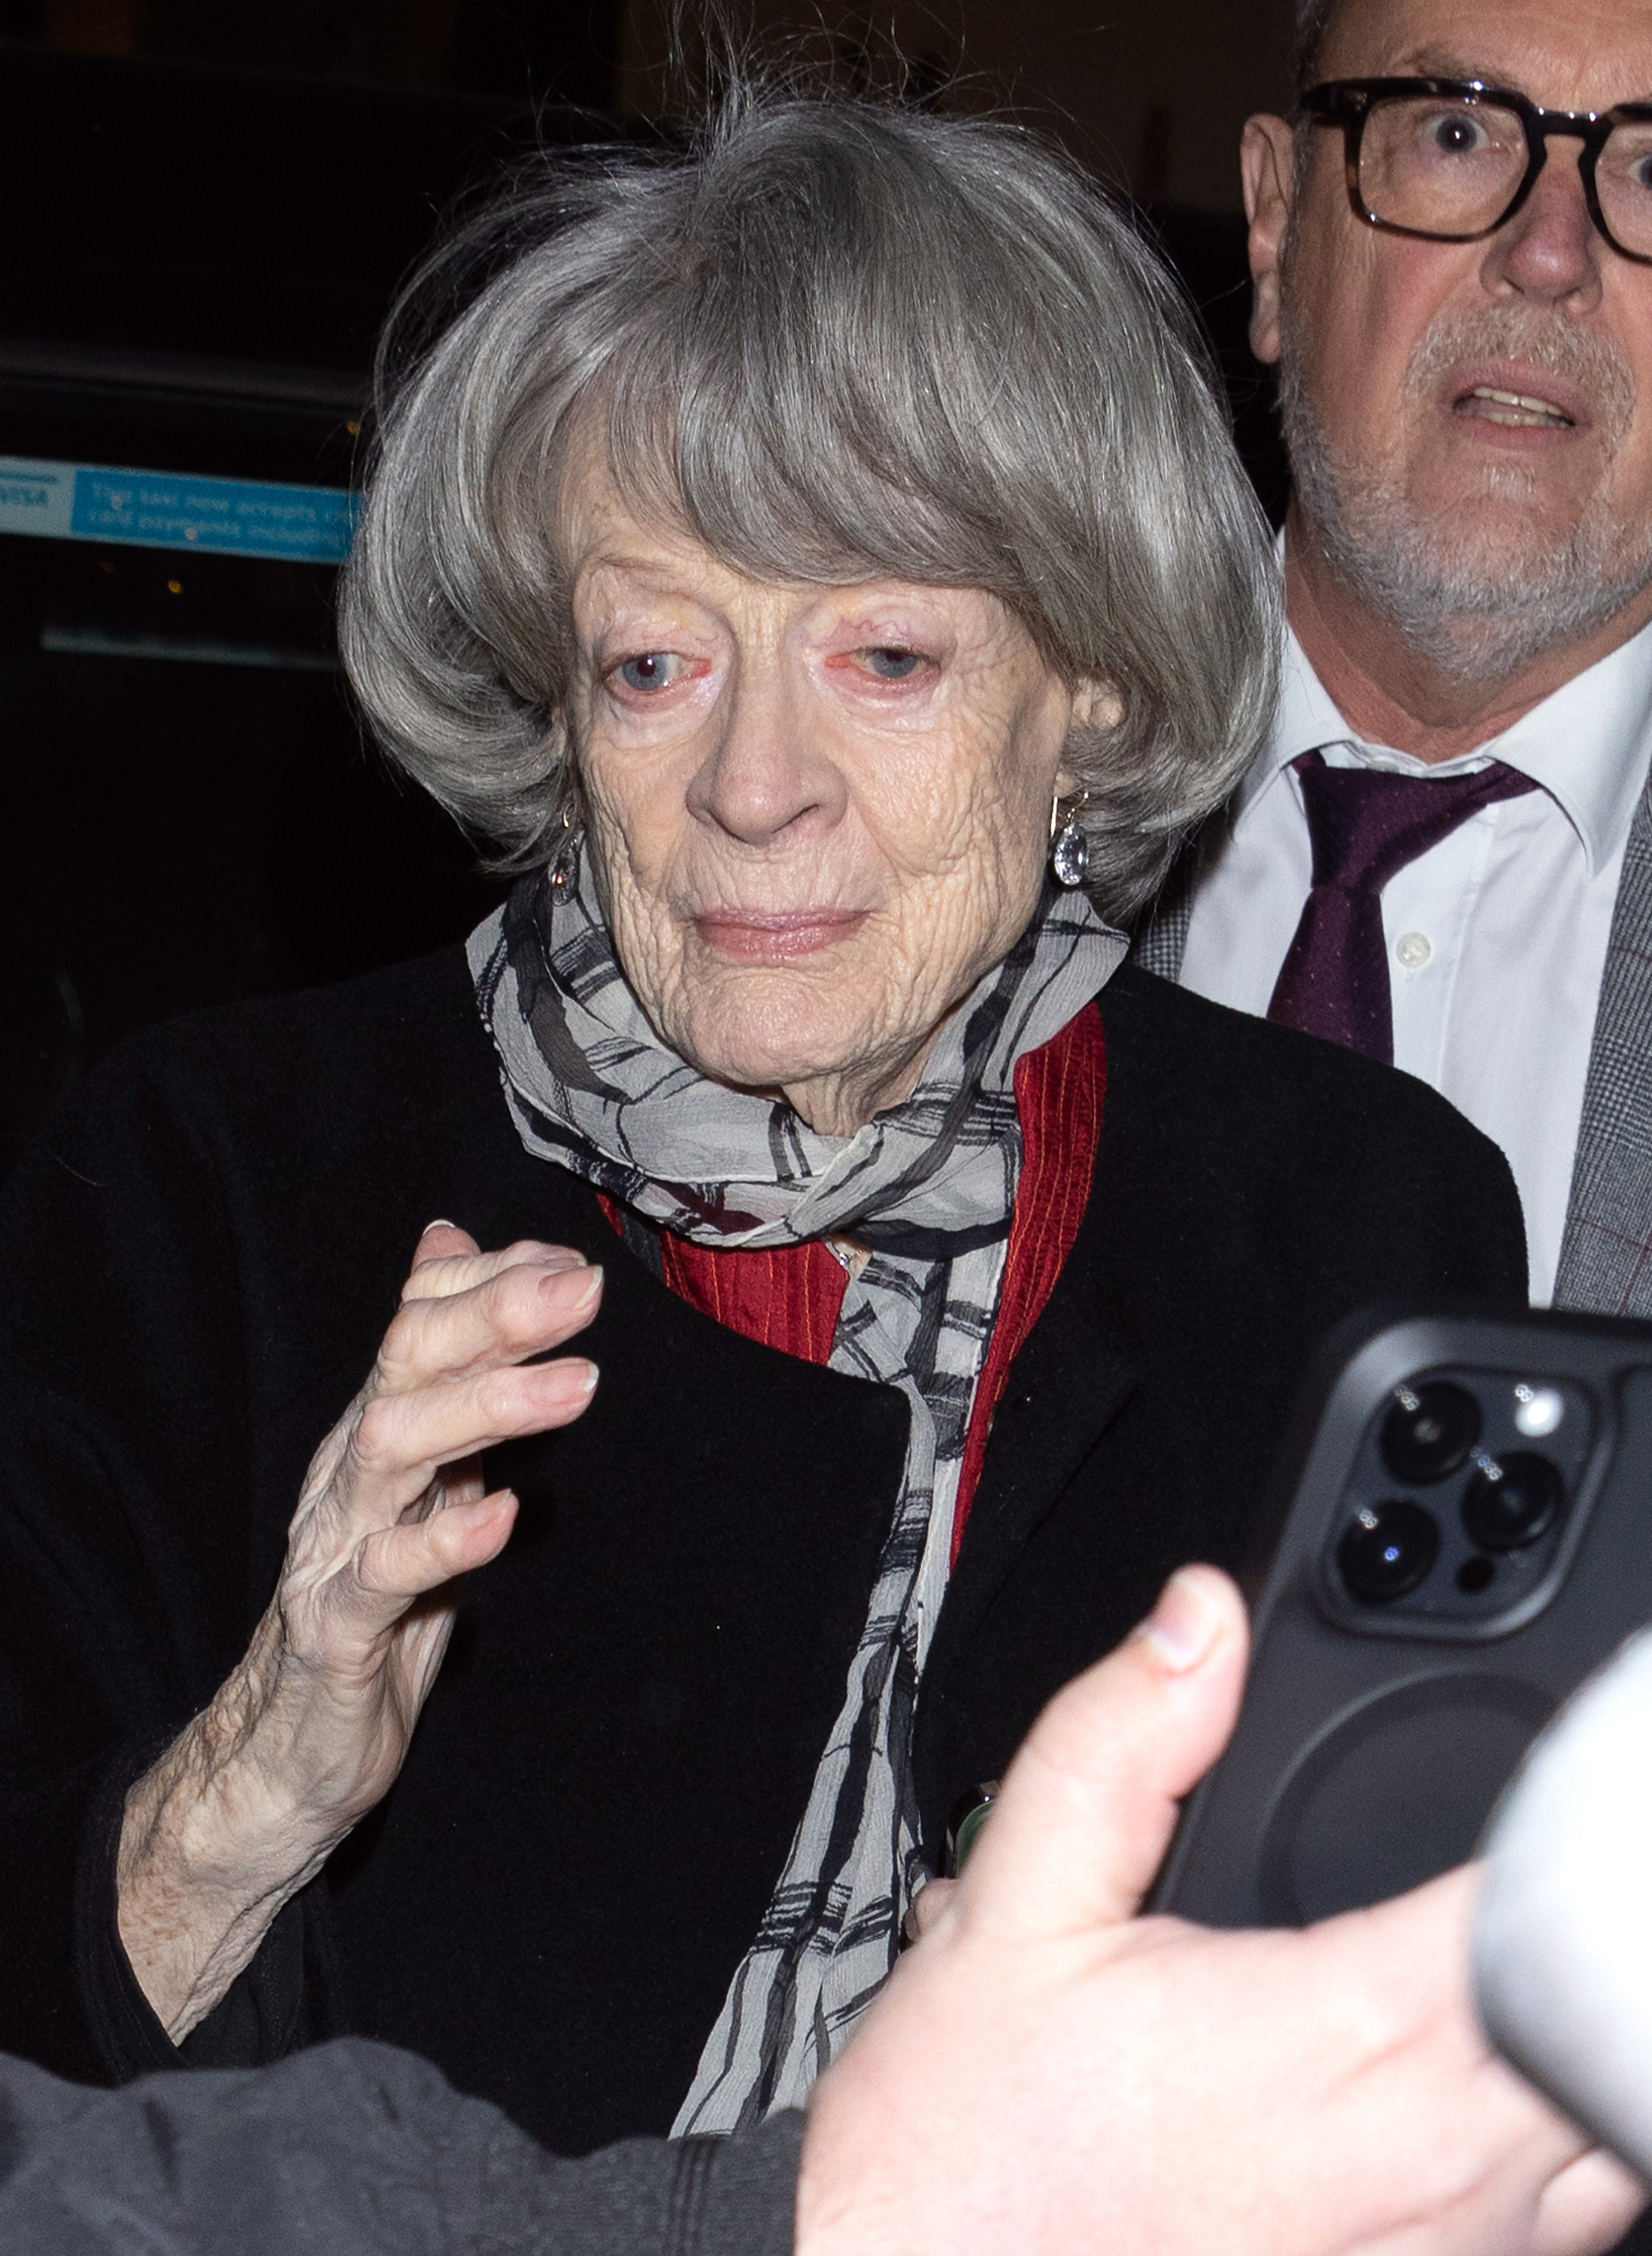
[0,458,74,540]
[0,456,357,565]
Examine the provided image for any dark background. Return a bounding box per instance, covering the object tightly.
[0,5,1287,1172]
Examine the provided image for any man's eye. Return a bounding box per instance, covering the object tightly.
[614,652,687,691]
[1426,112,1489,157]
[859,646,924,681]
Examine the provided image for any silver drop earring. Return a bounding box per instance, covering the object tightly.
[1049,789,1090,890]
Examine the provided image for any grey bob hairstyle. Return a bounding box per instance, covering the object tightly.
[341,88,1278,921]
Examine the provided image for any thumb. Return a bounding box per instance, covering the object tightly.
[415,1219,481,1262]
[1532,2150,1647,2256]
[959,1565,1248,1942]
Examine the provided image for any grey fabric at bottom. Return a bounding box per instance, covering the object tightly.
[0,2037,803,2256]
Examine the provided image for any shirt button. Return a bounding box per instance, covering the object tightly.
[1395,931,1433,970]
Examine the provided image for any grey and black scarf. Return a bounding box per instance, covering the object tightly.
[468,854,1123,2131]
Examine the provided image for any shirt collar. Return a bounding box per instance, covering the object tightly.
[1246,604,1652,879]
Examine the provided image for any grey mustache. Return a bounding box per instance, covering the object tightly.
[1405,307,1636,444]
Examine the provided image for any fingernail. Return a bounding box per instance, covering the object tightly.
[1139,1569,1223,1674]
[529,1245,588,1274]
[425,1217,457,1231]
[532,1357,599,1402]
[541,1262,602,1302]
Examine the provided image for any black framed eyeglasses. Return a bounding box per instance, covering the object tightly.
[1302,77,1652,264]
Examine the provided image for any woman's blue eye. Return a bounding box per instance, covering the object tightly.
[617,653,680,690]
[863,647,923,679]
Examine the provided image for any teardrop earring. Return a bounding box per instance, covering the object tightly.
[549,805,583,892]
[1049,789,1090,890]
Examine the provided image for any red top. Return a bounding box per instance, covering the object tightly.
[598,1001,1106,1566]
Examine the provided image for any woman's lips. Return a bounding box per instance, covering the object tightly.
[692,908,869,962]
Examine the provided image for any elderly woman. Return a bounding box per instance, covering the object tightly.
[0,92,1523,2154]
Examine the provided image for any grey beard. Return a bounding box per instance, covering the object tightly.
[1278,304,1652,684]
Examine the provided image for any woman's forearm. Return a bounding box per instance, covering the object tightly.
[114,1231,602,2044]
[116,1788,329,2042]
[114,1621,342,2041]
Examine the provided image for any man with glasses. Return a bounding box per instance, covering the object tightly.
[1144,0,1652,1318]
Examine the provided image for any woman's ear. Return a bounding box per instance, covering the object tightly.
[1055,679,1121,798]
[1072,678,1123,736]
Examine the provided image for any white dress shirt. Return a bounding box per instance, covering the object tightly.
[1180,617,1652,1305]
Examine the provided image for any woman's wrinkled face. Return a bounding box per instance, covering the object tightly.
[563,465,1097,1136]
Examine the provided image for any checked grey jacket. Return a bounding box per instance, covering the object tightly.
[1134,772,1652,1321]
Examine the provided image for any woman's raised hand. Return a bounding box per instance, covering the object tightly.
[270,1222,599,1758]
[117,1223,602,2042]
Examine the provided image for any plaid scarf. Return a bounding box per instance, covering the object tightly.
[467,854,1123,2130]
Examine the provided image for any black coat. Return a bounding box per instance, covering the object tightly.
[0,950,1526,2154]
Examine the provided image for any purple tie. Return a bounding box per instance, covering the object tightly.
[1266,750,1538,1063]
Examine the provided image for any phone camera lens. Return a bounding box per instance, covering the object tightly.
[1380,1383,1481,1484]
[1460,1452,1563,1553]
[1337,1499,1440,1603]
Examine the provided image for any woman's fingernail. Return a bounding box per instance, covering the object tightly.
[540,1351,597,1384]
[536,1251,589,1278]
[425,1217,457,1231]
[541,1261,602,1302]
[1140,1569,1223,1673]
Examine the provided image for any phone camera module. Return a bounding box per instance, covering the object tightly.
[1380,1384,1481,1484]
[1460,1452,1563,1553]
[1337,1499,1440,1603]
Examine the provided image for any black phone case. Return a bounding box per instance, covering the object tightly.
[1152,1305,1652,1929]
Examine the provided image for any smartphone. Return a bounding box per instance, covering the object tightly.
[1150,1305,1652,1929]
